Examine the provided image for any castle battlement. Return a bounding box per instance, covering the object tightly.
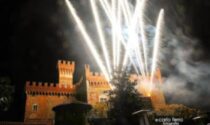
[58,60,75,86]
[58,60,75,66]
[58,60,75,71]
[87,72,108,83]
[84,64,111,89]
[88,81,110,87]
[85,64,107,80]
[25,81,76,95]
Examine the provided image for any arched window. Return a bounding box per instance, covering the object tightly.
[32,104,38,112]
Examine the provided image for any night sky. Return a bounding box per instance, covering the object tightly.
[0,0,210,121]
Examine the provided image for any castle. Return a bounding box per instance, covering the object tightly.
[24,60,165,124]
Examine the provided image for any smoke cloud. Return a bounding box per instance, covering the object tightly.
[140,0,210,111]
[160,27,210,111]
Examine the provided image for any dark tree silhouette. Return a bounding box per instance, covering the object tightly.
[107,71,144,125]
[0,77,14,111]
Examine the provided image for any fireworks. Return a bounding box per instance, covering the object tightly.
[149,9,165,95]
[65,0,164,93]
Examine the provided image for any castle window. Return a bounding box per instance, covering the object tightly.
[32,104,38,112]
[99,98,107,103]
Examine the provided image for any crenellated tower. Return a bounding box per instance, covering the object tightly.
[84,64,166,108]
[58,60,75,87]
[24,60,76,124]
[85,64,111,106]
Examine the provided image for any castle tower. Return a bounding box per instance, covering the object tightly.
[58,60,75,87]
[85,64,91,78]
[24,60,76,124]
[84,64,111,106]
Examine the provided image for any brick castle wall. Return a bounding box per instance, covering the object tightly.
[24,60,76,122]
[85,65,111,106]
[24,81,76,122]
[23,60,166,124]
[85,64,165,109]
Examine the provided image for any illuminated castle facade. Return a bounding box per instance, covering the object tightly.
[25,60,77,124]
[24,60,165,124]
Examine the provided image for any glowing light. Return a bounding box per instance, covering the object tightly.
[90,0,112,75]
[99,0,112,21]
[65,0,110,81]
[149,9,165,94]
[65,0,165,93]
[116,0,122,68]
[139,0,148,75]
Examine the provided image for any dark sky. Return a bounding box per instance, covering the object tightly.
[0,0,210,121]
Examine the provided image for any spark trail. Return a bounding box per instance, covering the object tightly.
[90,0,112,75]
[149,9,165,95]
[65,0,165,94]
[65,0,110,81]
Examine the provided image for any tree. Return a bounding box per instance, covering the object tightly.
[107,71,144,125]
[0,77,14,111]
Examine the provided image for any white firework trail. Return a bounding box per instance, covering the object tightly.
[139,0,149,76]
[90,0,112,75]
[99,0,112,22]
[64,0,110,82]
[65,0,165,94]
[149,9,165,95]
